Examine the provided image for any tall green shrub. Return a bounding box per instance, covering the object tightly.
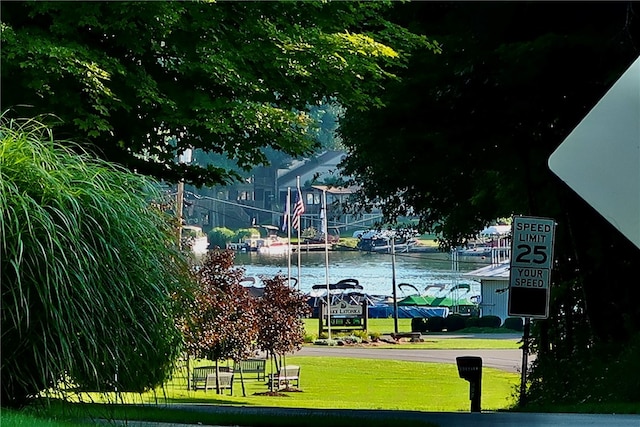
[478,315,502,328]
[425,316,444,332]
[0,118,193,407]
[411,318,428,333]
[503,317,524,332]
[208,227,235,249]
[444,314,466,332]
[234,228,259,243]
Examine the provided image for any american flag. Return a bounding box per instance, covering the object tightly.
[291,188,305,231]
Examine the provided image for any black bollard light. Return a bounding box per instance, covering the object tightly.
[456,356,482,413]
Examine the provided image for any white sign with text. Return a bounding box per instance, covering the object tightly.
[508,216,556,318]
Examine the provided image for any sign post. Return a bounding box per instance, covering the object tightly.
[508,215,555,405]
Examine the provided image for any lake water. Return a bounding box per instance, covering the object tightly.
[234,250,491,297]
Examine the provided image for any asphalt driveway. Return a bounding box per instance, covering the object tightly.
[297,333,530,373]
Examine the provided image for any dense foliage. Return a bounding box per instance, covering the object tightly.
[0,1,432,186]
[0,118,192,407]
[179,249,257,364]
[340,2,640,406]
[256,275,311,369]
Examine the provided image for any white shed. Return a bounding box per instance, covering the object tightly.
[464,262,511,325]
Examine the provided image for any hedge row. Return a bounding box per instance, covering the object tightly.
[411,315,524,333]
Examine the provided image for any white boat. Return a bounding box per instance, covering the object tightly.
[191,236,209,255]
[456,224,512,257]
[255,225,292,255]
[457,244,492,257]
[257,240,291,255]
[242,224,291,254]
[182,225,209,255]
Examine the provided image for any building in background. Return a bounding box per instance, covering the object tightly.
[179,150,383,234]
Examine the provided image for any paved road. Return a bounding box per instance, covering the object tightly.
[298,346,527,373]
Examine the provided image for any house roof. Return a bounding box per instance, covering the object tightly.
[278,150,346,189]
[463,262,511,280]
[311,185,358,195]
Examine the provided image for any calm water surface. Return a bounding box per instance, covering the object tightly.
[235,250,490,297]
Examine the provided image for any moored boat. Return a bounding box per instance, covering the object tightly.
[257,240,291,255]
[356,230,418,253]
[182,225,209,255]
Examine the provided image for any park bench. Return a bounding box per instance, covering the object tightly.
[191,366,234,394]
[234,358,267,381]
[267,365,300,390]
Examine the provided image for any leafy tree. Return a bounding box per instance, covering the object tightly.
[0,117,193,408]
[339,2,640,405]
[178,249,257,393]
[0,1,431,186]
[207,227,235,249]
[308,102,345,151]
[255,275,310,386]
[234,228,260,244]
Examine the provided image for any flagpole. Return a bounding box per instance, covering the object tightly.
[296,176,302,291]
[323,188,331,340]
[286,187,292,286]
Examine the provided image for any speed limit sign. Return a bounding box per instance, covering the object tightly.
[508,216,556,318]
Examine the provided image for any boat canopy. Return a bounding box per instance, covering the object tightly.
[397,295,433,306]
[311,278,363,291]
[398,283,420,295]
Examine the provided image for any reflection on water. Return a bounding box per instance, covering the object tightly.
[234,250,491,296]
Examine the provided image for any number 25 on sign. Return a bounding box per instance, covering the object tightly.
[511,217,555,270]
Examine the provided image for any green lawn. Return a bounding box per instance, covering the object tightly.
[303,318,523,350]
[52,355,518,412]
[6,352,518,426]
[4,322,524,427]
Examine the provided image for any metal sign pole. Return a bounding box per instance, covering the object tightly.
[519,317,531,406]
[323,189,331,341]
[391,237,399,335]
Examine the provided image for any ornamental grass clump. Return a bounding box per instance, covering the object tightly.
[0,117,194,407]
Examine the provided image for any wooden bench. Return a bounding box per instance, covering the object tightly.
[267,365,300,390]
[204,372,234,395]
[191,366,233,394]
[234,358,267,381]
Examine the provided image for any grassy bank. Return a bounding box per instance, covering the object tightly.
[47,356,518,412]
[303,318,523,349]
[5,353,517,427]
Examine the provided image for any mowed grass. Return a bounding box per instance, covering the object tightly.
[304,318,523,350]
[58,356,519,412]
[0,410,84,427]
[7,321,522,426]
